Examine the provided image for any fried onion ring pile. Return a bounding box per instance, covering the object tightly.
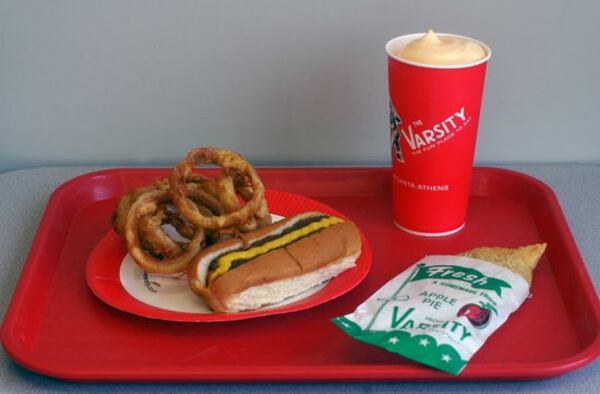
[111,147,271,274]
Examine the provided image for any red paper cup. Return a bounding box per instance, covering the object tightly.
[386,33,491,237]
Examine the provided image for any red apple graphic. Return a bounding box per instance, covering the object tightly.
[457,303,492,328]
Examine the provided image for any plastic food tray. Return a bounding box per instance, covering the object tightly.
[2,167,600,381]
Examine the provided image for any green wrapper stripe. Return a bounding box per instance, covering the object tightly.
[332,316,467,375]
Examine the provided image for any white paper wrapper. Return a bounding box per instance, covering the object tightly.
[333,255,530,374]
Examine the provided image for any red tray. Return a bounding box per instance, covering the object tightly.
[2,167,600,382]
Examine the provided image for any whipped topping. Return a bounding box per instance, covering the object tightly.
[397,29,487,66]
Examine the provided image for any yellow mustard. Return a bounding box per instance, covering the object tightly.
[207,216,343,284]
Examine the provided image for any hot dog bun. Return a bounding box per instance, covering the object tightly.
[187,211,362,313]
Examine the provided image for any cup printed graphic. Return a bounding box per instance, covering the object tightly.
[390,101,404,163]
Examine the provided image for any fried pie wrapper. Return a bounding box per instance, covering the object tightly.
[333,243,546,375]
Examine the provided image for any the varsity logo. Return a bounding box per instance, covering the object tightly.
[399,107,469,152]
[389,101,404,163]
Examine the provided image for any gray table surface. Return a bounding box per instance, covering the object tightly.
[0,164,598,393]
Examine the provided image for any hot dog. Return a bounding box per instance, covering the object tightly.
[187,211,362,313]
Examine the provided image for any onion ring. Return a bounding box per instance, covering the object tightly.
[161,201,217,242]
[217,174,242,213]
[112,184,157,236]
[188,173,220,199]
[125,189,204,274]
[186,171,270,231]
[136,189,222,258]
[169,148,265,229]
[137,206,184,258]
[162,208,197,240]
[231,173,272,228]
[215,174,258,232]
[185,182,224,217]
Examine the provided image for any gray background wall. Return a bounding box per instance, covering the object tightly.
[1,0,599,172]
